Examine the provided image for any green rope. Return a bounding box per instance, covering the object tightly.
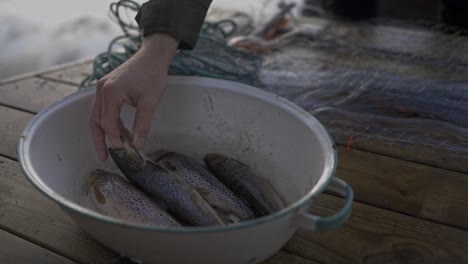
[79,0,262,89]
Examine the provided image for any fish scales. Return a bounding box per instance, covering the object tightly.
[88,169,181,227]
[204,153,285,217]
[109,143,224,226]
[154,150,256,223]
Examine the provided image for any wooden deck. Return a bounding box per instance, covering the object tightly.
[2,21,468,264]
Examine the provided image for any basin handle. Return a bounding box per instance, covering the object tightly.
[293,177,353,231]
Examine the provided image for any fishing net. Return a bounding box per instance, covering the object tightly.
[255,18,468,173]
[81,0,468,173]
[79,0,262,88]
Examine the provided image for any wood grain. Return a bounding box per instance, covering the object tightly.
[312,106,468,175]
[0,78,77,113]
[0,229,77,264]
[284,194,468,264]
[335,147,468,231]
[0,156,125,264]
[41,62,93,86]
[0,106,34,159]
[0,59,92,86]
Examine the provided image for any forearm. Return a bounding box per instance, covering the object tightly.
[135,0,213,50]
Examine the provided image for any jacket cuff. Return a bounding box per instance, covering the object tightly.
[135,0,212,50]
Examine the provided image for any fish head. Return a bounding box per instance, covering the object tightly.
[108,142,146,173]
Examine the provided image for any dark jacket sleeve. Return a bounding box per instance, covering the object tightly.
[135,0,213,50]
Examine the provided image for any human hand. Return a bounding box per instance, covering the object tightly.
[89,33,178,160]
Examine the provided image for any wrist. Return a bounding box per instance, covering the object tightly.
[138,33,178,66]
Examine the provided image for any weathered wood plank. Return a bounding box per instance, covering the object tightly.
[0,78,77,113]
[40,61,93,86]
[0,106,33,159]
[285,194,468,264]
[0,58,93,86]
[335,147,468,231]
[0,156,124,264]
[311,107,468,175]
[0,229,77,264]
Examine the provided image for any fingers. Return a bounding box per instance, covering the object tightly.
[89,81,108,161]
[100,83,125,149]
[132,98,157,149]
[118,119,132,143]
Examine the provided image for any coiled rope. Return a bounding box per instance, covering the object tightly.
[79,0,262,89]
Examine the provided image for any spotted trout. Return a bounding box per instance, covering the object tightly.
[108,143,224,226]
[88,169,181,227]
[204,153,285,216]
[153,150,256,223]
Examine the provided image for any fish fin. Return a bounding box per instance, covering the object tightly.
[194,187,211,196]
[88,172,98,187]
[148,149,174,162]
[227,214,241,223]
[92,188,106,205]
[217,211,241,224]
